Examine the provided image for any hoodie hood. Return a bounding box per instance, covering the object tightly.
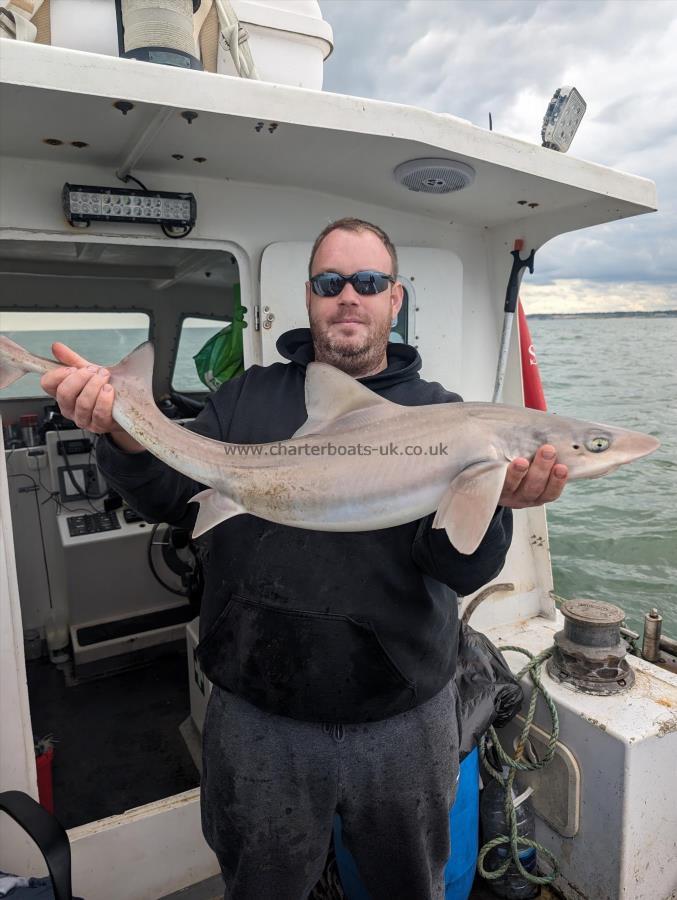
[276,327,423,391]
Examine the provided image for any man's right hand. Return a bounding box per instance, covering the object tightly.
[40,342,145,453]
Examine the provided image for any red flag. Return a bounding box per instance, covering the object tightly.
[518,301,547,411]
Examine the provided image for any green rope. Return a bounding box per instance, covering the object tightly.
[477,645,561,887]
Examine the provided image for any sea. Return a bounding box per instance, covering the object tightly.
[527,313,676,636]
[3,314,676,637]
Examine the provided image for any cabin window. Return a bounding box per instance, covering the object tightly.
[0,310,150,398]
[390,285,410,344]
[172,316,232,393]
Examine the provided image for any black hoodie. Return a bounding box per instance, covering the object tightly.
[97,329,512,723]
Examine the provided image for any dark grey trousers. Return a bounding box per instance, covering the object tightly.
[201,681,460,900]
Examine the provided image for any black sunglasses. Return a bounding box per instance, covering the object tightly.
[309,270,395,297]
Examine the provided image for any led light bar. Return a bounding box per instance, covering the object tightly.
[541,86,587,153]
[62,183,197,227]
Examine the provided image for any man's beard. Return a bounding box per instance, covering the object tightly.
[309,313,392,377]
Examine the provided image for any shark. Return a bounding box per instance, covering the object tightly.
[0,335,660,554]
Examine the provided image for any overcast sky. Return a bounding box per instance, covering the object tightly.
[320,0,677,314]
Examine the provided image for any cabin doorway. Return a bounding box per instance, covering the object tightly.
[1,235,248,895]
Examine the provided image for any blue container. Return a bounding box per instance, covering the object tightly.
[333,747,480,900]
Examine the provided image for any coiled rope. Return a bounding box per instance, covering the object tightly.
[122,0,197,56]
[477,645,561,886]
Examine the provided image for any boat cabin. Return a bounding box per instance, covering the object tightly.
[1,3,675,899]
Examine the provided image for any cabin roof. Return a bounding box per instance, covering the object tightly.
[0,41,657,231]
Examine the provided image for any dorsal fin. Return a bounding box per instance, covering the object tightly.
[293,362,395,438]
[108,342,155,388]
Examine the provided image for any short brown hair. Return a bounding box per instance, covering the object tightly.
[308,217,399,279]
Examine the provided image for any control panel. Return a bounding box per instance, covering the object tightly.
[66,511,121,538]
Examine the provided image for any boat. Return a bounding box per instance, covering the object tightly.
[0,2,675,899]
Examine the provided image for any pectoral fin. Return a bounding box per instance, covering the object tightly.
[189,489,246,538]
[433,461,508,555]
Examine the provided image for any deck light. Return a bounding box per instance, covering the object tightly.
[541,86,587,152]
[62,183,196,228]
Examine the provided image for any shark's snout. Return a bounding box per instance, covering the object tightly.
[614,430,660,463]
[643,434,660,454]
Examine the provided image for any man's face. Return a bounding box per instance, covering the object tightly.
[306,229,403,376]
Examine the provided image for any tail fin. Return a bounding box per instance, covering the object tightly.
[0,335,30,389]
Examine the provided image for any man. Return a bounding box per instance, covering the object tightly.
[42,218,568,899]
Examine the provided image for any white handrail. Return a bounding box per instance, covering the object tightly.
[0,0,44,42]
[214,0,259,80]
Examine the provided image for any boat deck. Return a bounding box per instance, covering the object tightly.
[26,649,199,828]
[162,869,562,899]
[28,651,561,898]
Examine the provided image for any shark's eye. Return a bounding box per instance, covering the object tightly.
[586,436,610,453]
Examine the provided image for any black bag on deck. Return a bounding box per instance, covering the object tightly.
[454,622,524,761]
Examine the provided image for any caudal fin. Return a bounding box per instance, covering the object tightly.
[0,335,31,389]
[0,359,26,389]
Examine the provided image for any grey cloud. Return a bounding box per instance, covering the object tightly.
[595,94,644,125]
[319,0,677,299]
[532,213,677,284]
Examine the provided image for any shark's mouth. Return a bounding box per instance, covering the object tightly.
[577,463,622,481]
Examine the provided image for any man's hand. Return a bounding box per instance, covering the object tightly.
[40,342,144,453]
[498,444,568,509]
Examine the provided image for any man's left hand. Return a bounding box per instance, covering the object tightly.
[498,444,568,509]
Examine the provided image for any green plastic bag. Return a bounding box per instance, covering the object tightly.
[193,296,247,391]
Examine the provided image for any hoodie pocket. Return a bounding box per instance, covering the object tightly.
[196,594,417,723]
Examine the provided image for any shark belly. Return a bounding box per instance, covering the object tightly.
[228,451,459,531]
